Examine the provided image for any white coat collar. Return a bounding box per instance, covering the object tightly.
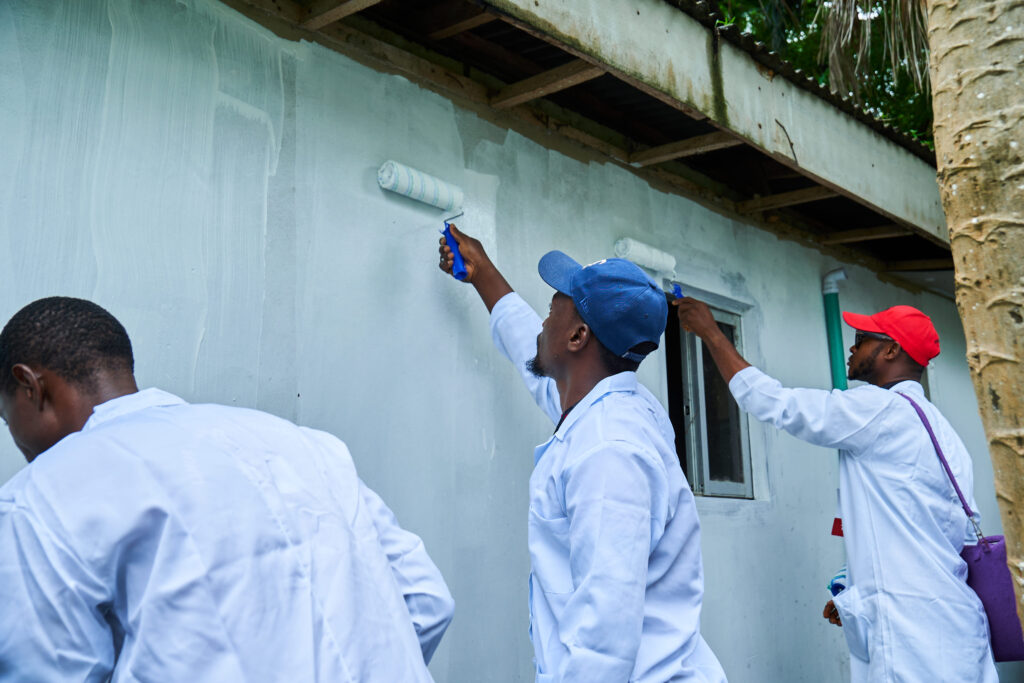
[886,379,925,397]
[82,388,187,432]
[553,371,637,441]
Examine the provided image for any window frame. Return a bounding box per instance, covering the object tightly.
[665,289,754,499]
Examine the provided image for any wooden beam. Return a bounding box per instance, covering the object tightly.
[447,32,673,146]
[429,13,496,40]
[493,12,705,120]
[630,131,743,166]
[491,59,604,110]
[738,186,837,213]
[425,2,497,41]
[886,258,954,272]
[300,0,381,31]
[225,0,305,23]
[822,225,909,245]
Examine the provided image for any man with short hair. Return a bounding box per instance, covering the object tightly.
[0,296,453,681]
[675,297,997,682]
[440,226,726,683]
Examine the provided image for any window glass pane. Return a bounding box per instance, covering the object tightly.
[701,322,745,483]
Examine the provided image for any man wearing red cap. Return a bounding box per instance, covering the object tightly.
[675,298,997,682]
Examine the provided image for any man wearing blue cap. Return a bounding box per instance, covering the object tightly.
[440,226,726,683]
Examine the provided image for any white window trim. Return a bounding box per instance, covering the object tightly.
[667,281,754,499]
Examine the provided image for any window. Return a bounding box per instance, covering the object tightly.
[664,297,753,498]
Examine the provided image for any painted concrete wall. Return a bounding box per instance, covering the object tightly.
[0,1,1018,680]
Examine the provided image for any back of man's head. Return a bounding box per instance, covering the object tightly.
[538,251,668,371]
[0,297,134,395]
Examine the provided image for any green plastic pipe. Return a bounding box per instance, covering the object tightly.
[823,268,848,390]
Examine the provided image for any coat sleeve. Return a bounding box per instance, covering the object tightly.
[359,480,455,664]
[555,444,668,683]
[490,292,562,425]
[728,366,892,454]
[0,498,114,682]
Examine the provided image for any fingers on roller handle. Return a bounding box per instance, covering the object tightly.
[443,223,468,281]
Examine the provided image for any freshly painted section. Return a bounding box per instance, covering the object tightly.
[488,0,948,243]
[0,0,1016,680]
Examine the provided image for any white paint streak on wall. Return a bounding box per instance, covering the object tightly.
[0,0,1017,680]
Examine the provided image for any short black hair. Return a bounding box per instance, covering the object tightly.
[595,339,657,375]
[567,300,655,375]
[0,297,134,395]
[902,350,927,380]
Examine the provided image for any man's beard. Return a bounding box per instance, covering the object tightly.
[847,343,884,382]
[526,355,548,379]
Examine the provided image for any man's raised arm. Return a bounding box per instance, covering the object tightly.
[439,224,561,423]
[438,224,512,312]
[673,297,751,383]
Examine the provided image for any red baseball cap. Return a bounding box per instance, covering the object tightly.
[842,305,940,366]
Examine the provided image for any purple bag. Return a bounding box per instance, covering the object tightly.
[900,393,1024,662]
[962,536,1024,661]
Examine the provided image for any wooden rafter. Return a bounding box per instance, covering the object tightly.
[491,59,604,109]
[492,12,705,121]
[822,225,909,245]
[448,30,545,80]
[630,131,742,167]
[424,0,497,41]
[300,0,381,31]
[886,258,954,271]
[429,13,496,40]
[738,186,837,213]
[445,32,675,146]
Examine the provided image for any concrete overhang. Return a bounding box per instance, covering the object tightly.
[489,0,947,244]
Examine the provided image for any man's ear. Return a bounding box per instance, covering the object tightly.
[10,364,45,411]
[883,342,902,362]
[568,322,592,352]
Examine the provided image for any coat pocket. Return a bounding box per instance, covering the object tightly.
[528,505,574,594]
[832,585,872,663]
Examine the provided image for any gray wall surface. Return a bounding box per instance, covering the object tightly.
[0,1,1018,681]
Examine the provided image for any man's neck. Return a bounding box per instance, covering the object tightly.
[556,367,614,414]
[64,374,139,433]
[871,374,920,389]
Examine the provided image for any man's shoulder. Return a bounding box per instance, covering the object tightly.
[87,399,299,438]
[571,389,670,460]
[0,464,34,504]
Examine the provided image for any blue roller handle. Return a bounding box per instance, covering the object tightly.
[443,222,468,281]
[672,283,683,299]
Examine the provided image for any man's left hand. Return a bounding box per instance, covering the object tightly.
[823,599,842,627]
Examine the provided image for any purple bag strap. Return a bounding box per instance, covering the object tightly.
[897,392,986,544]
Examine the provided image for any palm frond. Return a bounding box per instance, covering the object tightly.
[815,0,928,102]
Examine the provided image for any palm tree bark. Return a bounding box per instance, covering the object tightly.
[928,0,1024,634]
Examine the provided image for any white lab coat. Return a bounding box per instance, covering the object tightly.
[0,388,454,682]
[729,367,997,682]
[491,293,726,683]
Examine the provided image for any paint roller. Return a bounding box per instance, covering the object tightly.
[613,238,684,298]
[377,160,468,280]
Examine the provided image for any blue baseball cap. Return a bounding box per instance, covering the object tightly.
[538,251,668,362]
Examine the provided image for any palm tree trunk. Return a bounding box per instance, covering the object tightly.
[928,0,1024,635]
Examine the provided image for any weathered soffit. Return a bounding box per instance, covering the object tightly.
[220,0,954,294]
[486,0,946,244]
